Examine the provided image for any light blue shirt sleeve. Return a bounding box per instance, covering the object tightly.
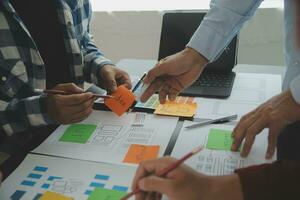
[187,0,263,61]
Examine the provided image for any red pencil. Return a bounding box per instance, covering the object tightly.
[39,89,114,99]
[121,145,203,200]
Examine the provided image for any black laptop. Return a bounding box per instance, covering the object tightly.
[159,11,238,98]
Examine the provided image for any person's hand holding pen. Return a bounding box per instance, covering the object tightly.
[46,83,95,124]
[131,157,243,200]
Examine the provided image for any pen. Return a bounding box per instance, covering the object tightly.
[132,73,147,93]
[121,145,203,200]
[35,89,114,99]
[185,114,238,129]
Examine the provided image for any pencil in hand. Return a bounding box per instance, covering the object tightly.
[34,89,114,99]
[121,145,203,200]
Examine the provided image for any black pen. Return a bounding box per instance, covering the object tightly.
[132,73,147,93]
[185,114,238,129]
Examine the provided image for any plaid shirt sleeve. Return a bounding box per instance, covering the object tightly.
[0,94,54,136]
[81,1,114,85]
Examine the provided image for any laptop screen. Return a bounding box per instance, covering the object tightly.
[158,12,238,73]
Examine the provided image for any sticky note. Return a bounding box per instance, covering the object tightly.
[154,100,197,117]
[59,124,97,144]
[123,144,160,164]
[206,129,235,151]
[105,85,135,116]
[87,188,127,200]
[40,191,73,200]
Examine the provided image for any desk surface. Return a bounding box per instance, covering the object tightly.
[117,58,286,78]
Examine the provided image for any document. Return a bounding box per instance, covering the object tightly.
[195,73,282,120]
[33,110,178,165]
[0,154,136,200]
[171,121,274,176]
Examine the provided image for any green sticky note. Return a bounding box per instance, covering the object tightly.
[206,129,235,151]
[59,124,96,144]
[87,188,127,200]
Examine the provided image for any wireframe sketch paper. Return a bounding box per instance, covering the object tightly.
[0,154,136,200]
[171,122,274,176]
[195,73,282,120]
[32,110,178,165]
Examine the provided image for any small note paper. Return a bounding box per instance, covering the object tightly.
[59,124,97,144]
[206,129,235,151]
[154,100,197,117]
[88,188,127,200]
[123,144,160,164]
[105,85,135,116]
[40,191,73,200]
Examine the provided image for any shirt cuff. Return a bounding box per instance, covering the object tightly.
[290,75,300,105]
[89,57,114,85]
[187,24,227,61]
[25,95,55,127]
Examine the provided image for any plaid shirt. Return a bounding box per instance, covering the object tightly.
[0,0,113,136]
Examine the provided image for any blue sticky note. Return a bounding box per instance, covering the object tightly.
[28,173,42,179]
[34,166,48,172]
[21,180,36,186]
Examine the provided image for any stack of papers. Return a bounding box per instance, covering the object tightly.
[0,154,136,200]
[171,121,274,175]
[195,73,282,120]
[32,110,178,165]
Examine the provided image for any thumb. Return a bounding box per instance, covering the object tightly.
[103,72,118,93]
[138,176,172,195]
[144,63,167,84]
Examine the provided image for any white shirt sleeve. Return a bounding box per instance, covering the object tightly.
[290,75,300,104]
[187,0,263,61]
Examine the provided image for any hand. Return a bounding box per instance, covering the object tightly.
[46,83,94,124]
[141,48,208,103]
[132,157,243,200]
[98,65,132,93]
[232,90,300,159]
[132,157,209,200]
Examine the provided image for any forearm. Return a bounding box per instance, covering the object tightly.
[82,39,113,84]
[207,174,243,200]
[188,0,262,61]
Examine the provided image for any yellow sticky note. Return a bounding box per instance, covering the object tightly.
[154,100,197,117]
[123,144,160,164]
[40,191,73,200]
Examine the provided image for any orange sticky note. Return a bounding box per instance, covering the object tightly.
[123,144,160,164]
[154,100,197,117]
[40,191,73,200]
[104,85,135,116]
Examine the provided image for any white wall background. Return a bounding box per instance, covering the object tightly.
[90,1,285,66]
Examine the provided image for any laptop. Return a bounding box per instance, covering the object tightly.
[159,11,238,98]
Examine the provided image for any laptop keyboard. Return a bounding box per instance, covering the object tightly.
[193,73,235,88]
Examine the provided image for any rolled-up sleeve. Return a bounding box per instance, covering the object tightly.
[235,161,300,200]
[187,0,263,61]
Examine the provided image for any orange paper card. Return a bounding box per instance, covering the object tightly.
[104,85,135,116]
[123,144,160,164]
[154,100,197,117]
